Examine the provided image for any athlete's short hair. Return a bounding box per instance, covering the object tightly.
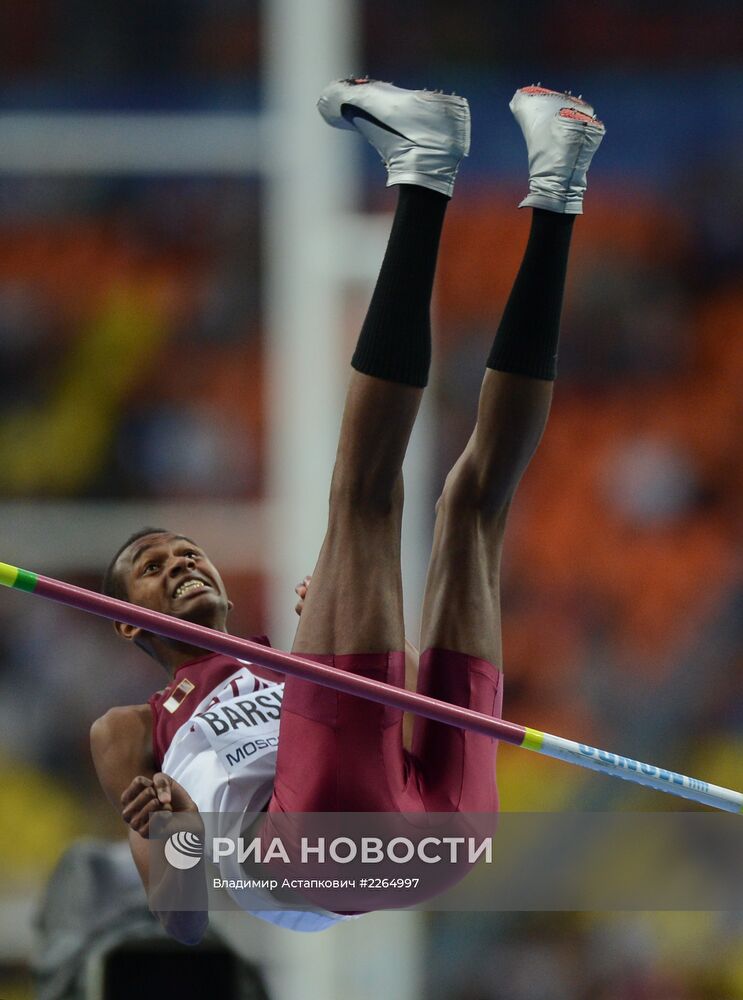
[102,526,170,602]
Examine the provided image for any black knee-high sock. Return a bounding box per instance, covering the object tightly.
[351,185,449,388]
[487,208,575,381]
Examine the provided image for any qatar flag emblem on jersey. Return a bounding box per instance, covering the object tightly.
[163,678,196,714]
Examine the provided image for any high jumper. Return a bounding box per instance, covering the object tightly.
[10,79,726,944]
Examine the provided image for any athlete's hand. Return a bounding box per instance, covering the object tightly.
[121,773,198,838]
[294,575,312,616]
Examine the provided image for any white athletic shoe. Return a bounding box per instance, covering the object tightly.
[317,77,470,198]
[510,84,605,215]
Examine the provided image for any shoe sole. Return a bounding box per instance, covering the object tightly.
[511,84,604,135]
[517,84,594,112]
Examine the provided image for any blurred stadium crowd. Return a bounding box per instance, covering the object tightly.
[0,2,741,998]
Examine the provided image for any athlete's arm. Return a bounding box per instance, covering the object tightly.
[90,706,208,945]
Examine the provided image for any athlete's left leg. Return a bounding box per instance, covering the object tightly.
[415,87,606,811]
[269,79,470,816]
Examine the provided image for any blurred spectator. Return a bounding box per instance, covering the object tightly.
[115,403,257,497]
[602,435,698,526]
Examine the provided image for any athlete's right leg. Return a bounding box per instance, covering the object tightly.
[415,87,606,812]
[270,79,470,813]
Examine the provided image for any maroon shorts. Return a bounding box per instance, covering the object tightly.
[266,648,503,815]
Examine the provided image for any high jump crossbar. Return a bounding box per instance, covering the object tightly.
[1,561,740,815]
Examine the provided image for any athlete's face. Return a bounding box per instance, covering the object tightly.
[114,531,232,633]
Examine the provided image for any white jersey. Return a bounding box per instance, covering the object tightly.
[153,652,348,932]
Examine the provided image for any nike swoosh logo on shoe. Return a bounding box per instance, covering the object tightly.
[340,103,414,141]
